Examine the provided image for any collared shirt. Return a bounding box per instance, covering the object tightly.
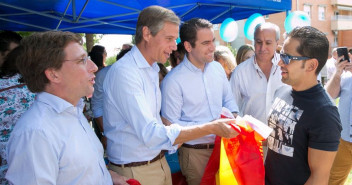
[230,53,284,124]
[103,46,181,164]
[161,56,238,145]
[0,73,35,185]
[326,57,336,80]
[91,65,111,118]
[338,71,352,142]
[6,92,112,185]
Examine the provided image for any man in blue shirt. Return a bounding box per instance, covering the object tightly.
[326,50,352,185]
[6,32,129,184]
[161,18,239,185]
[103,6,238,185]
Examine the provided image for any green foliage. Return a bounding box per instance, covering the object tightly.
[131,35,136,45]
[164,60,170,67]
[227,43,237,56]
[81,33,103,51]
[105,56,116,66]
[17,31,33,37]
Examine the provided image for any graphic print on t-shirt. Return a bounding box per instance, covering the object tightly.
[267,97,303,157]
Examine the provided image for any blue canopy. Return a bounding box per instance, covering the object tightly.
[0,0,291,34]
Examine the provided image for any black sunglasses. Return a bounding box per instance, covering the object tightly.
[280,53,311,65]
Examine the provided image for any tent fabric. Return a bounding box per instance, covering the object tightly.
[0,0,291,34]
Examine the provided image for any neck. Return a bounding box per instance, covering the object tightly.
[45,85,80,106]
[187,55,206,71]
[292,76,318,91]
[137,42,154,66]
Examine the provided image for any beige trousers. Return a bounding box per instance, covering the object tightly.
[178,147,213,185]
[108,156,172,185]
[329,139,352,185]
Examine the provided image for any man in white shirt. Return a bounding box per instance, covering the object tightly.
[230,22,284,159]
[230,22,284,124]
[103,6,238,185]
[6,31,128,185]
[326,48,337,81]
[161,18,239,185]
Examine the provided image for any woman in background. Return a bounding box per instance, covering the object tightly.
[0,47,36,184]
[236,44,255,65]
[214,45,236,80]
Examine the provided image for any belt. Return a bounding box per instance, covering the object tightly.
[110,151,165,168]
[182,143,214,149]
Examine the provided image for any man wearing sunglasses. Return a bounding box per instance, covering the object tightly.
[265,26,342,185]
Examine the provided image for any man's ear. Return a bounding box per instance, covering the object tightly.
[44,68,60,83]
[142,26,151,42]
[306,58,318,73]
[184,41,192,53]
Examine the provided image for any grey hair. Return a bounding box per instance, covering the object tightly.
[254,22,280,41]
[135,6,180,44]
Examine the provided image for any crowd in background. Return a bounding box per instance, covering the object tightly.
[0,5,351,185]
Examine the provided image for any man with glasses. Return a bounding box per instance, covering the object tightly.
[265,26,342,185]
[6,31,129,185]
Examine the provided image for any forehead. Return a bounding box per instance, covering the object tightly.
[255,28,276,41]
[157,21,179,38]
[195,28,214,42]
[64,41,86,58]
[283,37,300,55]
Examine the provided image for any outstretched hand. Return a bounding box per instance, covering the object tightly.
[212,118,239,138]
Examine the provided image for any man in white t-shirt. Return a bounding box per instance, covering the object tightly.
[326,48,337,80]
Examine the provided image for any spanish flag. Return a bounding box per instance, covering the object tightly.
[201,109,272,185]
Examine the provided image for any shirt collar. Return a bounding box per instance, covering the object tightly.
[252,52,280,69]
[183,55,206,72]
[131,46,160,73]
[36,92,84,114]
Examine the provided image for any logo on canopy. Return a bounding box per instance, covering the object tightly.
[220,18,238,42]
[244,13,265,41]
[284,11,311,33]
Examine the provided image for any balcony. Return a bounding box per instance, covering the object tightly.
[331,0,352,6]
[331,15,352,30]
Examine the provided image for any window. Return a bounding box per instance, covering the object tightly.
[318,6,325,20]
[304,5,311,18]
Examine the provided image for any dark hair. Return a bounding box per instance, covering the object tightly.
[157,62,168,79]
[116,47,131,61]
[16,31,82,93]
[180,18,212,48]
[0,47,22,79]
[89,45,105,68]
[169,43,185,68]
[349,48,352,55]
[288,26,329,75]
[0,31,22,53]
[135,6,180,45]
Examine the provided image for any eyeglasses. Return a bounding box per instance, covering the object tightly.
[280,53,311,65]
[65,56,91,65]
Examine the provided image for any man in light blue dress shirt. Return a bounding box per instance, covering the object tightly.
[326,53,352,185]
[103,6,239,185]
[6,31,128,185]
[160,18,239,185]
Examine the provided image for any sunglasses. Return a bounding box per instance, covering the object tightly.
[280,53,311,65]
